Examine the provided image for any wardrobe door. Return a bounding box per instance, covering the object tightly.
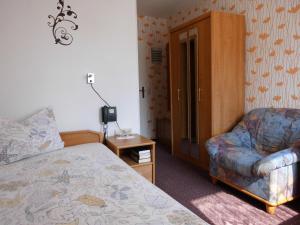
[187,27,200,160]
[170,30,186,156]
[178,32,189,148]
[171,28,199,158]
[197,18,212,169]
[210,12,245,136]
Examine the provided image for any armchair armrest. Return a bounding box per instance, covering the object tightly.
[253,148,300,177]
[206,129,251,160]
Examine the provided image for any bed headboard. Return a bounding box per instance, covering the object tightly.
[60,130,104,147]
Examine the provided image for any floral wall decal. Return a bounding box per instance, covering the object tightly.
[48,0,79,46]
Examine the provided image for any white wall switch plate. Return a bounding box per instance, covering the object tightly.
[87,73,95,84]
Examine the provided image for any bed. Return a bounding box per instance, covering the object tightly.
[0,130,208,225]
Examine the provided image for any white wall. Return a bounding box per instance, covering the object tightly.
[0,0,140,134]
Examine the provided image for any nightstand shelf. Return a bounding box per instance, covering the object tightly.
[120,155,153,168]
[106,135,156,183]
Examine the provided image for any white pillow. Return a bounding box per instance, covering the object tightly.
[0,119,35,165]
[0,108,64,165]
[21,108,64,152]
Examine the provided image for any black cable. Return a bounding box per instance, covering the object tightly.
[90,83,111,107]
[115,121,124,132]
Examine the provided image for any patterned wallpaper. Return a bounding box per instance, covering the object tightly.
[168,0,300,112]
[138,0,300,137]
[138,16,170,138]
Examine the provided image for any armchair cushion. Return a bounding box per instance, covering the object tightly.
[255,110,293,153]
[218,147,263,177]
[206,122,252,160]
[288,119,300,146]
[253,148,300,177]
[206,133,245,160]
[206,129,263,177]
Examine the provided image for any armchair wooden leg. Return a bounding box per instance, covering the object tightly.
[211,177,218,185]
[266,205,276,215]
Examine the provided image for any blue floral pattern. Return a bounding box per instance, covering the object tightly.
[0,108,64,165]
[0,143,207,225]
[206,108,300,205]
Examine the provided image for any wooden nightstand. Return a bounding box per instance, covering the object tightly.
[106,135,156,183]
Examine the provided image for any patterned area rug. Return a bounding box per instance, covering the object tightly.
[155,145,300,225]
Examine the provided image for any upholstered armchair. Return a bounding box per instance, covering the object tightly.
[206,108,300,214]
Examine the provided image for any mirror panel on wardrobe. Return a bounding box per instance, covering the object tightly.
[178,31,189,155]
[188,28,199,160]
[178,28,200,160]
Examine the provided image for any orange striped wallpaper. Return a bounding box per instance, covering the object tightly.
[138,0,300,137]
[169,0,300,112]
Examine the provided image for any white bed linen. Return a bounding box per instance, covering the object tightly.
[0,143,208,225]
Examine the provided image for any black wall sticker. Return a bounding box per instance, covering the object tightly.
[48,0,79,46]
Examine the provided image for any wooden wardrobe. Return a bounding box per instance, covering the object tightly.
[169,11,245,170]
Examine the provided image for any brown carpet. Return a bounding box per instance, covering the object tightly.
[155,144,300,225]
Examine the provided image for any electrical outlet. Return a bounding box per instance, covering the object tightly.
[87,73,95,84]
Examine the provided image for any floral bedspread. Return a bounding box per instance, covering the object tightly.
[0,143,208,225]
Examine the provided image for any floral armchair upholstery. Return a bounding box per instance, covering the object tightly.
[206,108,300,214]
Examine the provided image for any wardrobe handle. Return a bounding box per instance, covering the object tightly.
[177,89,181,101]
[198,88,201,102]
